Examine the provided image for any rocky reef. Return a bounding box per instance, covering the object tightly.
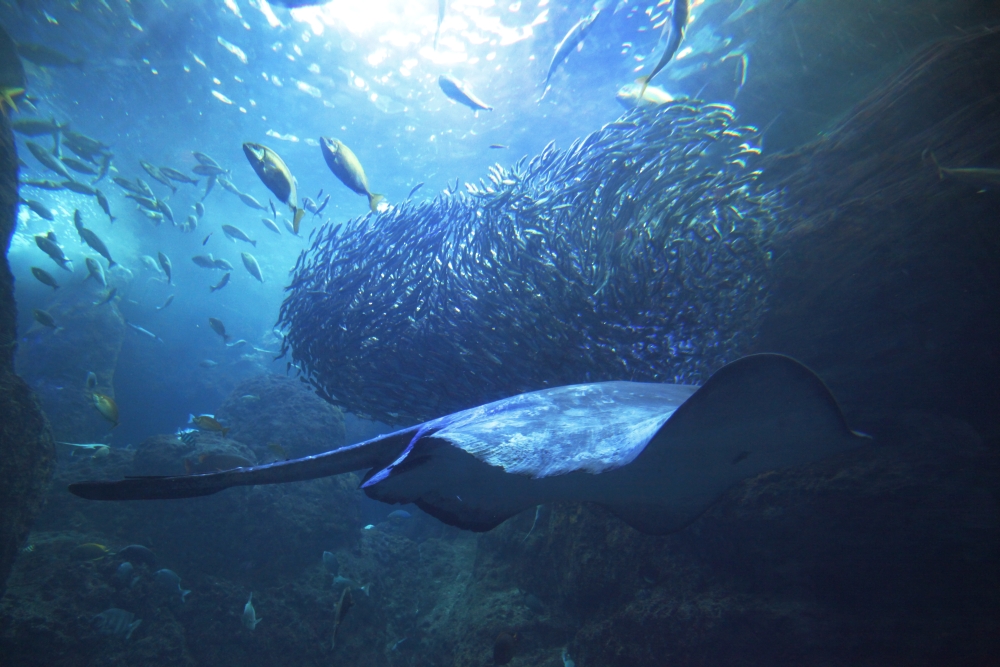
[216,373,346,459]
[0,97,57,599]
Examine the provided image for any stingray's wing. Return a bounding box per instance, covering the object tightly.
[594,353,871,534]
[67,426,419,501]
[359,354,868,534]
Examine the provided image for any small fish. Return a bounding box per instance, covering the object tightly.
[115,561,135,586]
[157,252,172,284]
[209,272,231,293]
[314,194,330,216]
[70,542,111,560]
[195,202,206,218]
[202,232,212,245]
[32,308,58,329]
[157,199,174,225]
[489,144,508,150]
[31,266,60,289]
[635,0,689,98]
[86,371,98,390]
[77,225,117,267]
[438,74,493,112]
[113,177,143,194]
[93,153,112,184]
[241,252,264,283]
[127,322,164,343]
[25,140,72,179]
[242,142,305,231]
[35,232,71,270]
[192,151,223,168]
[191,163,228,177]
[261,218,281,235]
[117,544,157,567]
[12,117,64,137]
[217,177,242,196]
[302,196,318,214]
[62,179,98,196]
[93,287,117,306]
[387,509,411,520]
[237,192,268,211]
[616,82,674,108]
[160,166,199,185]
[208,317,231,342]
[320,138,384,213]
[20,179,64,190]
[92,392,119,426]
[154,569,190,602]
[22,198,55,221]
[222,224,257,247]
[92,608,142,640]
[242,593,262,630]
[61,155,98,176]
[267,442,287,460]
[84,258,107,286]
[199,359,219,368]
[95,189,115,223]
[156,295,174,311]
[434,0,446,49]
[541,8,605,96]
[189,413,230,436]
[407,182,424,198]
[269,199,277,218]
[140,159,177,193]
[59,442,110,458]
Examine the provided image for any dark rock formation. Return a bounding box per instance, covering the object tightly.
[216,374,346,459]
[0,98,56,599]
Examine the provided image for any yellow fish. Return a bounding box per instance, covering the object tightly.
[1,87,24,115]
[92,393,119,427]
[190,414,229,437]
[70,543,110,561]
[268,442,288,460]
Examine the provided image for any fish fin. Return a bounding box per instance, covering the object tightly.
[108,260,117,268]
[251,240,257,247]
[292,207,304,234]
[635,75,651,101]
[368,193,385,212]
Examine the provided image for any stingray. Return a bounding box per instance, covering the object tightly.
[69,355,869,535]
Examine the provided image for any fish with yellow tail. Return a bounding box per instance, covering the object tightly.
[208,317,230,342]
[189,413,229,437]
[92,392,119,427]
[320,137,384,213]
[635,0,689,98]
[242,142,305,233]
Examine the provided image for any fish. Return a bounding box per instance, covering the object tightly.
[92,392,119,426]
[267,442,287,460]
[387,510,411,520]
[61,155,98,176]
[15,41,83,68]
[242,593,262,630]
[156,295,175,311]
[208,317,231,342]
[615,82,674,108]
[61,130,109,163]
[25,140,73,179]
[160,166,199,185]
[84,258,107,286]
[140,159,178,193]
[269,199,278,218]
[77,226,117,267]
[489,144,508,150]
[92,608,141,640]
[192,151,223,168]
[195,202,205,218]
[438,74,493,112]
[261,218,281,234]
[202,233,212,245]
[158,252,172,284]
[193,163,228,176]
[12,117,63,138]
[322,550,338,574]
[242,142,305,231]
[68,356,871,537]
[157,199,175,225]
[93,153,112,184]
[541,8,604,95]
[58,442,110,458]
[21,198,54,220]
[282,219,300,236]
[154,569,190,602]
[199,359,219,368]
[115,561,135,586]
[319,138,384,213]
[635,0,689,98]
[184,215,198,232]
[34,232,71,271]
[241,252,264,283]
[222,224,257,247]
[31,266,59,289]
[86,371,98,390]
[70,542,111,560]
[217,176,241,196]
[331,587,353,650]
[20,179,64,190]
[209,272,231,293]
[237,192,268,211]
[189,414,230,436]
[117,544,157,567]
[93,287,118,307]
[434,0,446,49]
[95,189,115,223]
[314,194,331,216]
[113,177,143,195]
[127,322,163,343]
[213,258,234,271]
[61,180,98,196]
[407,182,424,198]
[302,196,317,214]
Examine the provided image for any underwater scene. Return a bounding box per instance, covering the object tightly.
[0,0,998,665]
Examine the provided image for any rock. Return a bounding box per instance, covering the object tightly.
[216,373,346,459]
[0,92,56,598]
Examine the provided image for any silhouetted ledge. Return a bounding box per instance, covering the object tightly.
[0,109,56,599]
